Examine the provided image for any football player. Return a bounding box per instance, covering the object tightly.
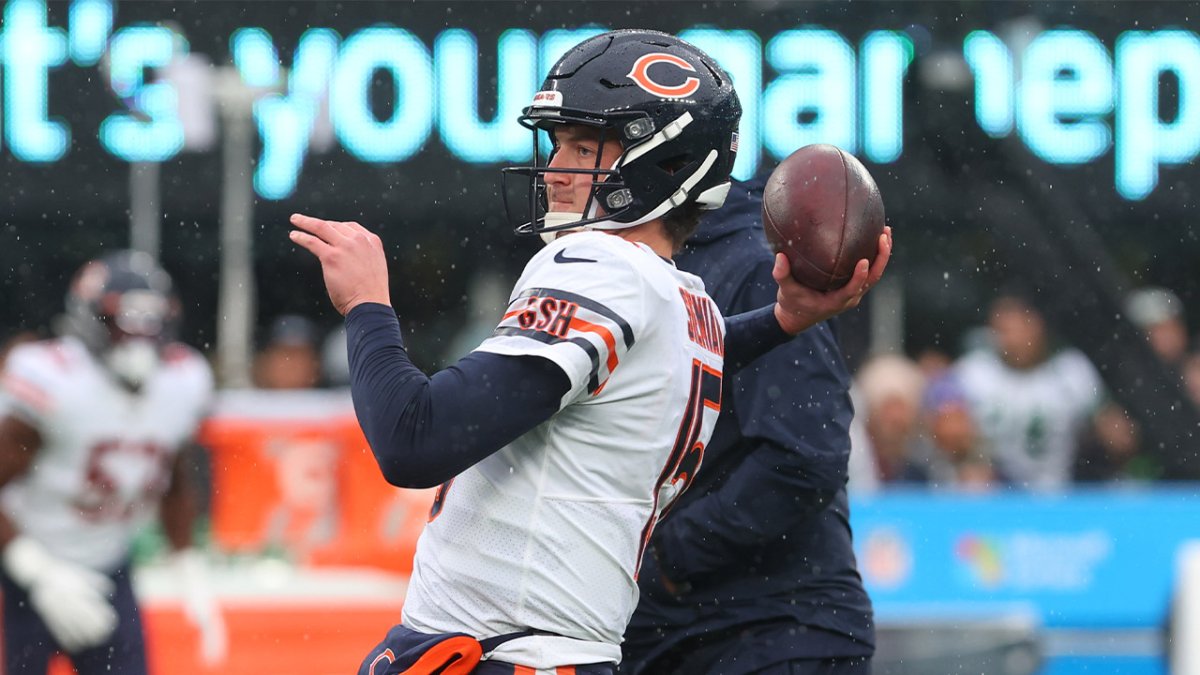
[290,30,889,674]
[0,251,226,674]
[622,175,878,675]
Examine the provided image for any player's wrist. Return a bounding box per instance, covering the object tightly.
[344,301,397,325]
[341,296,392,316]
[774,302,809,336]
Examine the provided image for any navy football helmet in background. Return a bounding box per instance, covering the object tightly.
[64,250,178,389]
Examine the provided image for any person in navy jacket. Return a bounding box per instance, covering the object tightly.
[622,174,876,674]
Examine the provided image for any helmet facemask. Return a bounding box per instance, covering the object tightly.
[98,289,172,389]
[64,251,178,391]
[502,116,637,244]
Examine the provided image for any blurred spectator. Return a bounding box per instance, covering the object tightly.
[914,345,954,380]
[1073,401,1156,483]
[848,354,929,491]
[919,374,997,491]
[1185,352,1200,408]
[1125,286,1188,367]
[321,325,350,388]
[253,314,321,389]
[954,294,1103,490]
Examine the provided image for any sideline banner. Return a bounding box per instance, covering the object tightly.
[853,488,1200,628]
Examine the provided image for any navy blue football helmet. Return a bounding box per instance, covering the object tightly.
[64,250,179,388]
[502,30,742,239]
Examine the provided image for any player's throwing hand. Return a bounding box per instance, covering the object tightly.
[772,225,893,335]
[289,213,392,315]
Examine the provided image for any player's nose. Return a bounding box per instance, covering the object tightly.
[544,153,571,176]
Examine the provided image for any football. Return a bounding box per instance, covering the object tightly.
[761,144,886,291]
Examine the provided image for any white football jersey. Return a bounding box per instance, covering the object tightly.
[0,336,213,571]
[401,232,725,667]
[954,347,1102,489]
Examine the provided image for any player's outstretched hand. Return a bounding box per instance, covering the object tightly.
[773,226,892,335]
[2,536,118,652]
[289,214,392,316]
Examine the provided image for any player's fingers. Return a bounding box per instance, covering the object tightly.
[290,213,342,243]
[771,253,790,283]
[867,230,893,285]
[289,229,334,258]
[842,258,870,301]
[321,219,380,248]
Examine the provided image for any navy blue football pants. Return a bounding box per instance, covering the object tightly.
[0,562,147,675]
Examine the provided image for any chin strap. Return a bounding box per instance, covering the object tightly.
[539,212,586,245]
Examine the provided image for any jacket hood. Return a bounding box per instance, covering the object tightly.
[687,171,769,244]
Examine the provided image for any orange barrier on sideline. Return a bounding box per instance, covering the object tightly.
[197,390,435,573]
[47,598,404,675]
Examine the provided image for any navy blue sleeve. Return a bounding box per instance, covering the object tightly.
[653,268,854,582]
[345,303,571,489]
[722,304,791,374]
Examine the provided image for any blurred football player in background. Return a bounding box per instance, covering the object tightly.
[290,29,889,674]
[0,250,225,674]
[954,292,1103,490]
[623,175,876,675]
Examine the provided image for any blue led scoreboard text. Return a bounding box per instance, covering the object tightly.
[2,0,1197,200]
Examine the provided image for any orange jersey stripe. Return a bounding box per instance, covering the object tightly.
[568,316,619,374]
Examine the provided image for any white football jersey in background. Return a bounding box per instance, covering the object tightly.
[955,347,1103,490]
[402,231,725,667]
[0,336,213,571]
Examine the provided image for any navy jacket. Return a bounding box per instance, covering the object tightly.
[622,176,875,671]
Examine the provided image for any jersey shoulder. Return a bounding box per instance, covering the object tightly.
[522,232,645,286]
[1047,348,1103,402]
[157,342,215,404]
[0,338,91,419]
[524,232,702,307]
[515,233,654,320]
[481,234,659,401]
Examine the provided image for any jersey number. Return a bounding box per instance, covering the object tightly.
[636,359,722,575]
[661,359,722,514]
[75,440,172,523]
[428,478,454,522]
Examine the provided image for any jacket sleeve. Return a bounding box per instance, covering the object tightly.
[346,303,571,489]
[652,263,855,583]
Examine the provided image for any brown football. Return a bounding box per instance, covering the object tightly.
[761,144,886,291]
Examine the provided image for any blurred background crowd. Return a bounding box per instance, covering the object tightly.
[8,274,1194,495]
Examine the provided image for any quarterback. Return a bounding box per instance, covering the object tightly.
[290,30,889,674]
